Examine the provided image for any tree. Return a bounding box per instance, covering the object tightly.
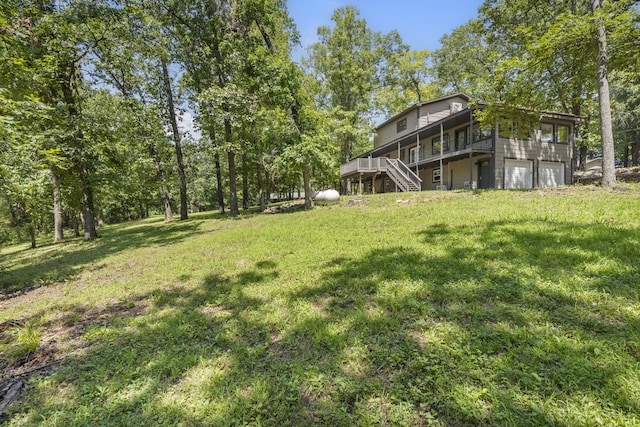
[432,20,499,98]
[377,49,440,117]
[457,0,639,185]
[306,6,403,164]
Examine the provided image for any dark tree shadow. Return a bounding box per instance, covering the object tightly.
[4,218,640,425]
[0,219,206,298]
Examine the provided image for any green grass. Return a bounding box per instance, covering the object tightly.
[1,185,640,426]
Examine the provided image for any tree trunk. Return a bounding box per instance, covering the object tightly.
[242,153,249,210]
[624,144,630,168]
[27,224,36,249]
[148,142,173,221]
[51,167,64,243]
[80,164,98,240]
[228,150,239,216]
[7,202,22,243]
[632,137,639,166]
[214,150,225,214]
[592,0,616,187]
[224,118,239,216]
[72,213,80,238]
[59,60,98,239]
[303,160,313,210]
[256,161,265,212]
[161,59,189,220]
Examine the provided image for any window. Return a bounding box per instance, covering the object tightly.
[409,146,419,164]
[540,123,554,143]
[557,125,570,144]
[432,168,441,183]
[397,118,407,133]
[473,123,493,142]
[498,123,511,138]
[432,134,450,155]
[455,128,468,149]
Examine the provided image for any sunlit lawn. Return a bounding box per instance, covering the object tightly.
[1,185,640,426]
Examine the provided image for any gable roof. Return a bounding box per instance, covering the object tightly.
[375,93,471,130]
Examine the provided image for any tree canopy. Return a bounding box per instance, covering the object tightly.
[1,1,639,246]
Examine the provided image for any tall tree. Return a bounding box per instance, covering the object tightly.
[593,0,615,186]
[460,0,639,183]
[306,6,403,163]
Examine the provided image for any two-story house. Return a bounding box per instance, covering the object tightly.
[340,93,581,193]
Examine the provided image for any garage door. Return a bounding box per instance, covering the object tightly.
[538,162,564,188]
[504,159,533,189]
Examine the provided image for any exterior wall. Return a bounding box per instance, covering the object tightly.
[421,155,491,190]
[417,96,468,129]
[375,112,419,149]
[403,129,455,166]
[494,120,574,189]
[373,96,468,149]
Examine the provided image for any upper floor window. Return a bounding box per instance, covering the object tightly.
[473,123,493,142]
[410,146,419,163]
[540,123,554,143]
[498,121,534,139]
[538,123,571,144]
[557,125,570,144]
[455,128,468,149]
[432,134,450,155]
[397,118,407,133]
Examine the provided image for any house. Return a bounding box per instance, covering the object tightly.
[340,93,581,193]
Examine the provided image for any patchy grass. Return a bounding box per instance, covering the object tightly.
[1,185,640,426]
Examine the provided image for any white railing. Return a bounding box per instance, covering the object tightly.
[387,159,421,190]
[340,157,388,176]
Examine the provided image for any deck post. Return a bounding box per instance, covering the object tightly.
[372,174,378,194]
[469,108,474,184]
[358,174,363,195]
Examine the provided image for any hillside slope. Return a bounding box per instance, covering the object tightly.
[1,186,640,426]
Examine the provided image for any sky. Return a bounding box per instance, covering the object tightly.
[287,0,485,60]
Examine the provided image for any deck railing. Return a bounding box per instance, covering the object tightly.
[340,138,492,177]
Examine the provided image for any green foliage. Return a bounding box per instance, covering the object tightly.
[0,320,42,370]
[305,6,407,163]
[432,19,497,97]
[377,49,441,116]
[2,187,640,425]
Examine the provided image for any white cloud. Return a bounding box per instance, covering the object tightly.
[177,111,201,141]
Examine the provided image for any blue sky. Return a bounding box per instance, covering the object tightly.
[287,0,485,59]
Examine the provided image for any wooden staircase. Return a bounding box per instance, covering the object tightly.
[340,157,422,192]
[385,159,421,191]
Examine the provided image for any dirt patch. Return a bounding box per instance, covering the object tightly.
[574,167,640,185]
[0,299,147,417]
[263,201,306,214]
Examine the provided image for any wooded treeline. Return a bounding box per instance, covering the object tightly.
[1,0,638,247]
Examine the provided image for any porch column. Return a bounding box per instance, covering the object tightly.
[469,108,474,184]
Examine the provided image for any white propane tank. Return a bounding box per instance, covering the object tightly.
[313,189,340,205]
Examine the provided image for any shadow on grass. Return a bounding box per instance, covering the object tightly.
[0,218,206,299]
[5,219,640,425]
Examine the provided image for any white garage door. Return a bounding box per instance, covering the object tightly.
[504,159,533,189]
[539,162,564,188]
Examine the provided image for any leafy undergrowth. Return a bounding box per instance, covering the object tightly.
[1,185,640,426]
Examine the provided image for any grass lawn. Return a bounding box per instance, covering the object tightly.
[1,186,640,426]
